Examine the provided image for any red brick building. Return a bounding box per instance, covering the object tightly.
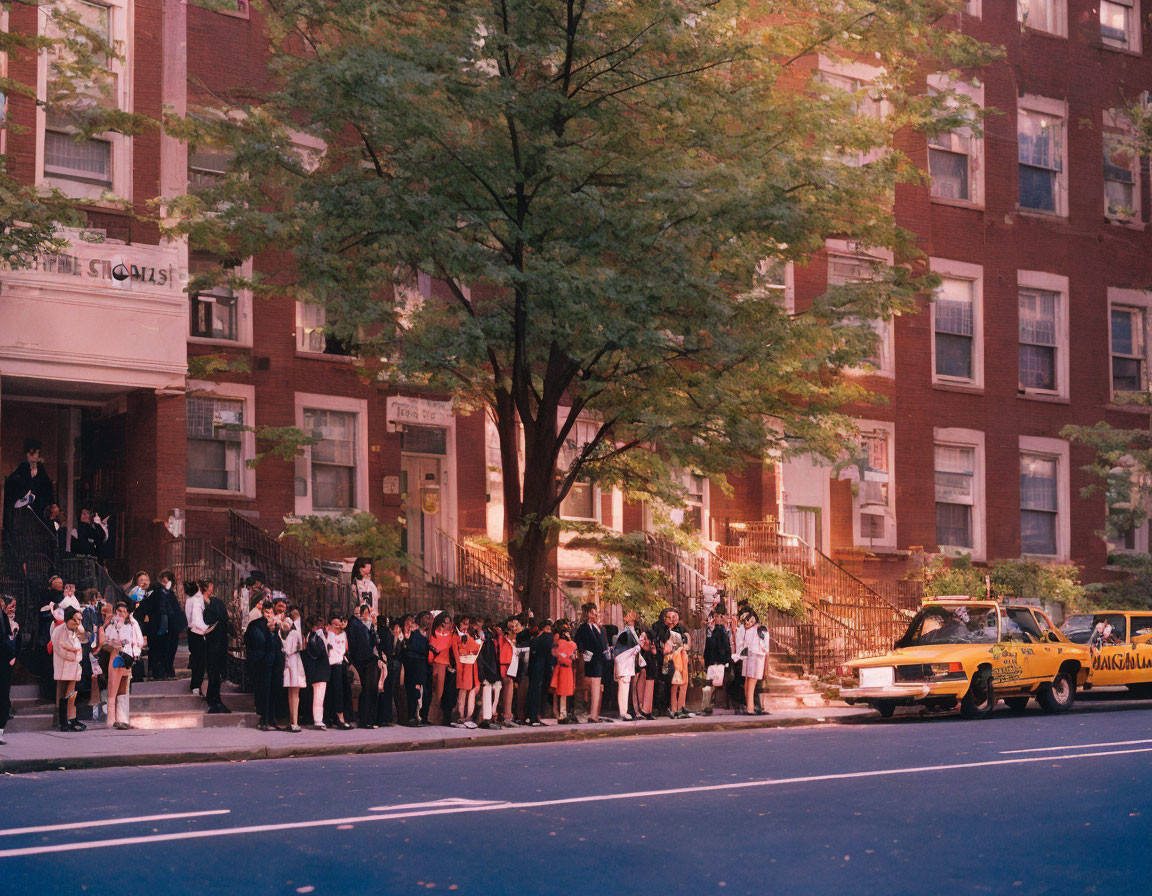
[0,0,1147,601]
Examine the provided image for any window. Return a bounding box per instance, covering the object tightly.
[815,58,888,168]
[1018,288,1058,392]
[185,383,255,496]
[827,241,894,378]
[1101,0,1139,50]
[304,409,357,510]
[926,76,985,207]
[218,0,251,18]
[189,258,238,342]
[685,473,706,533]
[1103,112,1140,222]
[754,258,795,313]
[1111,306,1146,394]
[38,0,131,201]
[852,423,896,550]
[1020,453,1058,555]
[186,395,244,492]
[1018,105,1065,215]
[933,274,978,384]
[295,394,369,515]
[559,418,599,520]
[935,428,986,560]
[936,445,975,550]
[296,302,352,355]
[1019,436,1069,559]
[1017,0,1065,36]
[188,148,233,192]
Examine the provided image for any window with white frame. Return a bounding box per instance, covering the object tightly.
[1017,0,1066,36]
[1108,288,1152,402]
[185,382,256,496]
[1103,112,1140,222]
[303,408,358,511]
[1106,503,1149,555]
[189,256,239,342]
[1018,276,1068,398]
[39,0,131,201]
[932,269,981,386]
[684,472,707,533]
[828,242,894,377]
[294,396,368,517]
[815,58,887,168]
[754,258,795,313]
[1,7,10,151]
[1020,453,1059,556]
[935,444,975,550]
[926,76,984,206]
[558,418,598,520]
[188,147,233,192]
[853,424,896,549]
[296,301,352,356]
[966,0,982,15]
[1018,104,1065,215]
[1101,0,1139,51]
[187,395,245,492]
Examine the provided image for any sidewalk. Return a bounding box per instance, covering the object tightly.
[0,706,869,774]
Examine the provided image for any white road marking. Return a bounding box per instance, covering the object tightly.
[1000,738,1152,754]
[367,798,505,812]
[3,746,1151,858]
[0,810,231,838]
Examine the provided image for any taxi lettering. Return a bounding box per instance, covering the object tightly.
[1091,652,1152,672]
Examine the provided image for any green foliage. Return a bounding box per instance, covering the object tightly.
[165,0,997,609]
[920,554,1083,607]
[1062,420,1152,540]
[574,531,669,623]
[187,353,252,379]
[281,512,405,573]
[1076,555,1152,613]
[246,426,320,468]
[723,561,806,620]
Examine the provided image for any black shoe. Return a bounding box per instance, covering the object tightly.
[206,704,227,714]
[478,720,493,730]
[257,721,271,731]
[336,721,354,730]
[701,707,714,716]
[68,718,88,731]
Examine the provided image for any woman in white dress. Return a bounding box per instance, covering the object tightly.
[51,606,85,732]
[741,612,770,715]
[104,600,144,729]
[352,558,380,615]
[281,609,306,732]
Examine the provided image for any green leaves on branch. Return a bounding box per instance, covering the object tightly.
[244,425,320,468]
[187,353,252,379]
[1062,420,1152,540]
[919,554,1082,607]
[722,561,806,620]
[280,512,405,574]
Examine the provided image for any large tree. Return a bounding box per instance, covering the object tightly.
[172,0,990,614]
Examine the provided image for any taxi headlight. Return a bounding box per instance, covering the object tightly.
[928,662,966,680]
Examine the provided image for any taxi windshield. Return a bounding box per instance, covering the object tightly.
[1059,614,1094,645]
[897,604,999,647]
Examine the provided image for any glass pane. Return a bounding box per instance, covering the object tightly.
[1111,308,1136,356]
[187,439,239,491]
[1018,112,1061,169]
[401,425,447,455]
[44,131,112,184]
[936,332,974,379]
[1105,178,1135,218]
[1019,344,1056,390]
[1112,356,1143,393]
[305,410,356,465]
[312,464,353,510]
[1021,510,1057,555]
[1101,2,1130,43]
[929,148,969,200]
[935,278,974,335]
[190,289,238,340]
[1019,164,1056,211]
[935,444,975,475]
[935,472,974,504]
[560,481,595,519]
[1019,289,1057,345]
[936,502,973,548]
[1020,454,1058,511]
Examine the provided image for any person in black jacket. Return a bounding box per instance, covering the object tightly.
[137,571,185,680]
[574,602,613,724]
[701,607,732,715]
[72,505,107,559]
[0,597,16,744]
[2,439,54,544]
[346,604,380,729]
[476,618,502,730]
[244,601,280,730]
[201,581,232,714]
[404,611,432,726]
[376,615,403,727]
[525,619,554,726]
[301,616,331,730]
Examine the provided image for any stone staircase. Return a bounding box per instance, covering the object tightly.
[6,647,257,733]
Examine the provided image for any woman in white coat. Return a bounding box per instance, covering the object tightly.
[741,612,770,716]
[52,606,86,732]
[104,600,144,729]
[281,609,306,732]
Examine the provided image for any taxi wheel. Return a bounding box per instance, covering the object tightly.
[875,702,896,719]
[960,669,995,719]
[1004,697,1029,713]
[1038,672,1076,713]
[1126,683,1152,699]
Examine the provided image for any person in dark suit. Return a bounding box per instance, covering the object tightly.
[377,615,403,727]
[525,619,555,726]
[403,611,431,726]
[301,616,331,730]
[346,604,380,729]
[72,505,108,559]
[244,601,280,731]
[575,602,614,724]
[0,597,16,744]
[201,581,232,714]
[702,606,732,715]
[3,438,55,543]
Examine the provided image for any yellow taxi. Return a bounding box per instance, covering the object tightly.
[841,599,1091,719]
[1059,610,1152,696]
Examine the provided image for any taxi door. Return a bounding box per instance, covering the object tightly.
[1027,608,1066,685]
[1123,614,1152,685]
[997,610,1038,689]
[1088,613,1130,686]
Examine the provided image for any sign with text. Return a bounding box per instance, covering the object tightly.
[386,396,454,429]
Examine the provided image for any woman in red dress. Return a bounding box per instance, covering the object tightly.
[427,613,454,726]
[454,623,481,728]
[551,620,577,723]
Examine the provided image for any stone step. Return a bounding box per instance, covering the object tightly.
[6,709,259,732]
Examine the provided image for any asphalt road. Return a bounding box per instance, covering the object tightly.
[2,702,1152,895]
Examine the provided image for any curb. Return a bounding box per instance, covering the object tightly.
[0,714,853,774]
